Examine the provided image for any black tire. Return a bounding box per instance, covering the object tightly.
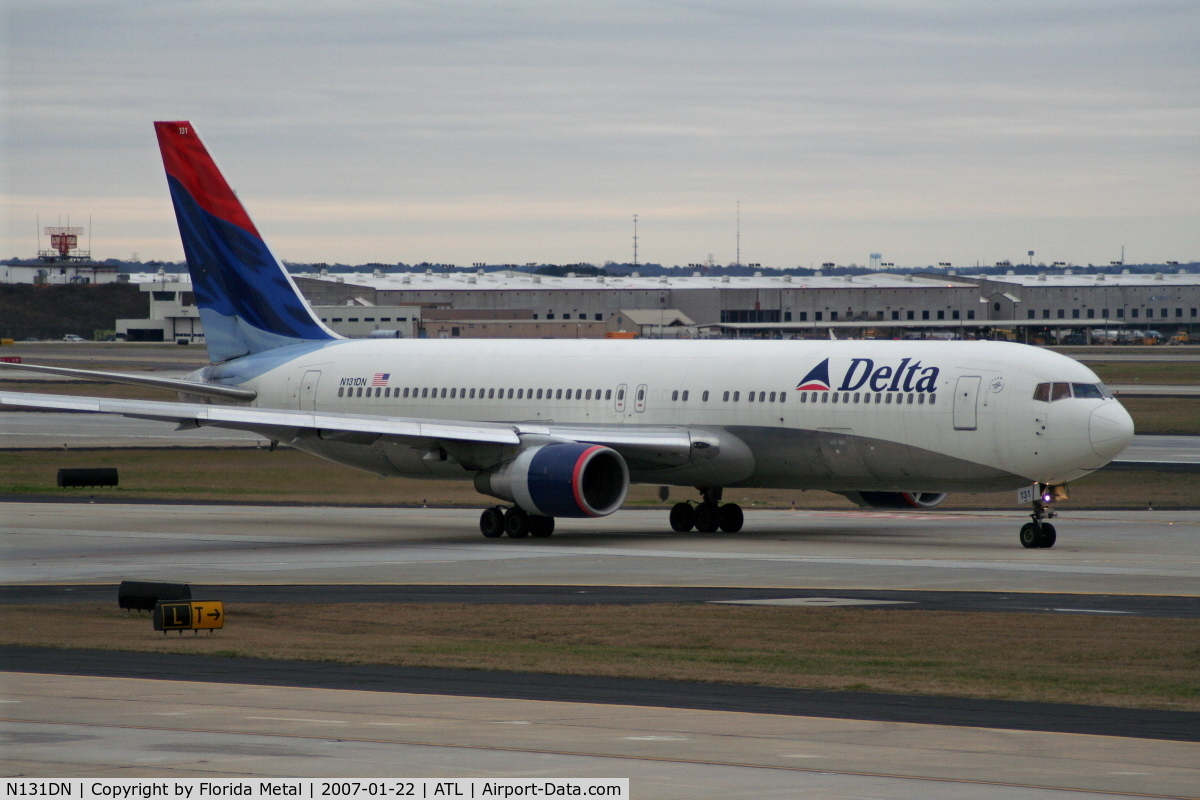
[504,507,530,538]
[480,507,505,538]
[1019,522,1040,548]
[669,502,696,532]
[1038,522,1056,548]
[718,503,744,533]
[695,502,720,533]
[528,515,555,538]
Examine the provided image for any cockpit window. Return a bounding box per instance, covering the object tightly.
[1033,383,1050,402]
[1051,382,1072,401]
[1035,381,1111,402]
[1072,383,1105,399]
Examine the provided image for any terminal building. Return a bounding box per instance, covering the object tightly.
[108,267,1198,344]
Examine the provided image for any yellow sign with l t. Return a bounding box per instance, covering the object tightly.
[154,601,224,631]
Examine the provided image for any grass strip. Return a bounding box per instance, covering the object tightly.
[1,447,1196,508]
[4,603,1198,712]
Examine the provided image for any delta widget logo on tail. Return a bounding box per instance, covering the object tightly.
[796,358,941,393]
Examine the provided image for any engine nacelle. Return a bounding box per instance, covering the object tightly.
[474,443,629,518]
[842,491,948,509]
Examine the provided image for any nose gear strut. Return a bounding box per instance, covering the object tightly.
[1019,484,1058,549]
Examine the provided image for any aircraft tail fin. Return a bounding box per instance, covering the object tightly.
[154,121,338,362]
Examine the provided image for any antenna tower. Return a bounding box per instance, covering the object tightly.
[735,201,741,268]
[632,214,639,268]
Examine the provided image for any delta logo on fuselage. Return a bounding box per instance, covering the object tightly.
[796,358,940,394]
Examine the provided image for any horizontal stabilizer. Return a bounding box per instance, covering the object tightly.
[0,361,257,401]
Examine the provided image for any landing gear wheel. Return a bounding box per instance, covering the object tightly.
[528,515,555,538]
[504,507,530,538]
[670,502,696,532]
[695,502,720,533]
[1037,522,1056,549]
[480,507,505,538]
[718,503,744,533]
[1020,522,1042,548]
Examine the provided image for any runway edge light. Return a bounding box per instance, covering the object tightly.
[153,600,224,635]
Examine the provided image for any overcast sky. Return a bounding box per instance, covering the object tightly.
[4,0,1197,267]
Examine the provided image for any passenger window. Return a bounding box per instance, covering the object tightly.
[733,391,740,401]
[617,388,624,400]
[517,389,523,399]
[769,392,776,402]
[831,392,838,403]
[586,389,592,400]
[907,393,915,404]
[682,390,689,401]
[377,387,383,397]
[672,390,679,401]
[918,394,925,404]
[723,391,730,401]
[702,390,709,401]
[605,389,612,400]
[637,388,644,401]
[820,392,828,403]
[557,389,563,399]
[759,392,766,402]
[930,393,936,405]
[1051,382,1072,401]
[748,392,755,403]
[853,392,859,403]
[357,387,363,397]
[536,389,543,399]
[1073,383,1104,399]
[441,388,447,398]
[779,392,785,404]
[487,389,494,399]
[800,392,806,402]
[885,393,892,404]
[338,387,344,397]
[507,389,514,399]
[1033,383,1050,402]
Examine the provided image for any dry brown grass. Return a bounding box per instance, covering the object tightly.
[1,447,1197,508]
[4,603,1198,711]
[1087,361,1200,385]
[1118,396,1200,435]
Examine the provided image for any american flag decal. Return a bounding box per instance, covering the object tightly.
[370,373,390,386]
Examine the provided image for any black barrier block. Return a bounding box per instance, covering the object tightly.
[118,581,191,611]
[57,468,119,488]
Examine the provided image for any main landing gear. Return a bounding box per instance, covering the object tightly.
[1019,491,1057,549]
[480,506,555,539]
[670,487,744,533]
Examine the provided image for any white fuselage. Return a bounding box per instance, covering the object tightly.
[197,338,1133,495]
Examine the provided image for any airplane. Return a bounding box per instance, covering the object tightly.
[0,121,1136,548]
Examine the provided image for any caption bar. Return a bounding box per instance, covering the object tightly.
[4,781,628,800]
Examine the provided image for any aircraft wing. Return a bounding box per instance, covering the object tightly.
[0,391,521,446]
[0,391,698,466]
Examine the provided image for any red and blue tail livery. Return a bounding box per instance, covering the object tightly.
[155,121,337,362]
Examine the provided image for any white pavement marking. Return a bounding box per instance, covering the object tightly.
[711,597,914,607]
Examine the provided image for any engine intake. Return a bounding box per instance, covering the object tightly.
[474,443,629,518]
[843,491,948,509]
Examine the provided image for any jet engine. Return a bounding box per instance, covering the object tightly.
[474,443,629,518]
[841,491,948,509]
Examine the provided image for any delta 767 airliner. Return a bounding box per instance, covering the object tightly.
[0,121,1136,548]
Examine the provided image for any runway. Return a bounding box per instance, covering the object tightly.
[4,502,1199,793]
[4,503,1199,594]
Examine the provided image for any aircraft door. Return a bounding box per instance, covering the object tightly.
[299,370,322,411]
[634,384,648,413]
[615,383,628,413]
[953,375,981,431]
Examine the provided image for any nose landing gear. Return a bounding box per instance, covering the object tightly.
[1020,490,1058,549]
[670,488,744,533]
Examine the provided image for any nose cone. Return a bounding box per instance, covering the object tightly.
[1090,402,1135,461]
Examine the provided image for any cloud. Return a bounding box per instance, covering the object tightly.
[4,0,1198,265]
